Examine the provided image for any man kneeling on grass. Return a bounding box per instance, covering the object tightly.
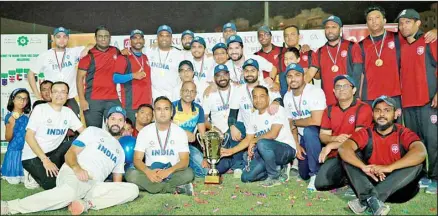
[1,106,139,215]
[339,96,427,215]
[221,85,297,187]
[125,96,195,195]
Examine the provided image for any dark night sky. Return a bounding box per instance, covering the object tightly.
[0,1,435,34]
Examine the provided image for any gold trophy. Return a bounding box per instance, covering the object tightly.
[196,127,230,184]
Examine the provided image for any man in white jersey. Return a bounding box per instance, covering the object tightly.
[283,63,326,191]
[126,96,195,196]
[22,81,85,190]
[225,35,278,87]
[212,43,229,65]
[181,29,194,60]
[189,36,215,104]
[28,27,92,116]
[145,25,183,100]
[1,106,139,215]
[172,60,203,104]
[223,85,297,186]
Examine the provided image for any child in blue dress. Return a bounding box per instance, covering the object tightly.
[1,88,31,184]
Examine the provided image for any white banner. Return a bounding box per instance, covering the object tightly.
[1,34,48,152]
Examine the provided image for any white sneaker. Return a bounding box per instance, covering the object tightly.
[307,175,316,191]
[24,170,40,190]
[233,169,243,179]
[1,200,10,215]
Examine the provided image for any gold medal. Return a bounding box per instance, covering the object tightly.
[12,112,20,119]
[375,59,383,67]
[251,108,255,113]
[331,65,339,72]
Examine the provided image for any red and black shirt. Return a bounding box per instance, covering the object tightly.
[254,44,282,78]
[278,44,313,73]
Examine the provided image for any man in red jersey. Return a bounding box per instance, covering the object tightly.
[306,16,363,106]
[315,75,372,191]
[339,95,426,215]
[113,29,152,124]
[397,9,437,194]
[254,26,282,78]
[77,25,122,128]
[278,25,312,74]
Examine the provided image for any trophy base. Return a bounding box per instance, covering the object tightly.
[204,175,221,184]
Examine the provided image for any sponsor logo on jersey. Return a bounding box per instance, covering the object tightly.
[302,55,308,61]
[388,41,395,49]
[417,46,425,55]
[341,50,348,57]
[98,144,117,163]
[348,115,355,124]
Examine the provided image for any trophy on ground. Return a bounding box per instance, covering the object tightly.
[196,127,230,184]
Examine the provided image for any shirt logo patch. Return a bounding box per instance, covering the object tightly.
[302,55,308,61]
[253,125,257,131]
[302,100,307,105]
[149,141,156,147]
[391,144,399,154]
[274,54,278,60]
[113,54,117,60]
[47,119,52,124]
[417,46,425,55]
[431,115,437,124]
[64,120,67,125]
[341,50,348,57]
[265,120,269,125]
[388,41,395,49]
[348,115,355,124]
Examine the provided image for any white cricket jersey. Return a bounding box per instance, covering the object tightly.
[23,103,83,160]
[181,49,192,61]
[230,82,281,128]
[135,123,189,166]
[202,85,236,133]
[246,106,297,149]
[225,54,272,85]
[73,126,125,182]
[190,55,215,102]
[145,47,183,100]
[283,84,327,136]
[30,47,85,99]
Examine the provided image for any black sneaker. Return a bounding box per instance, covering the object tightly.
[175,183,194,196]
[366,196,390,215]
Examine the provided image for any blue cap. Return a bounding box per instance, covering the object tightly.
[395,9,421,22]
[178,60,194,71]
[214,64,229,75]
[226,35,243,47]
[191,36,206,48]
[181,30,194,38]
[157,25,172,35]
[242,59,259,70]
[286,63,305,74]
[130,29,144,38]
[372,95,398,109]
[223,22,237,32]
[333,74,356,88]
[212,43,227,53]
[257,25,271,35]
[53,27,70,36]
[323,15,343,27]
[107,106,127,119]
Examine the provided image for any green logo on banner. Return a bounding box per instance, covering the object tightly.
[17,36,29,47]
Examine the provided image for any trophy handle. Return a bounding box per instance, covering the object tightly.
[196,133,203,145]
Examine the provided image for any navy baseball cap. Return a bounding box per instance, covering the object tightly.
[333,74,356,88]
[395,9,420,22]
[181,30,194,38]
[286,63,305,74]
[258,25,272,35]
[107,106,127,119]
[157,25,172,34]
[130,29,144,38]
[223,22,237,32]
[242,59,259,70]
[53,27,70,36]
[178,60,194,71]
[191,36,206,47]
[226,35,243,47]
[214,64,229,75]
[212,43,227,53]
[372,95,398,109]
[323,15,343,27]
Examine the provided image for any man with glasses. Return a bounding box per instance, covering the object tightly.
[22,81,85,190]
[172,60,204,104]
[255,26,282,78]
[77,25,122,128]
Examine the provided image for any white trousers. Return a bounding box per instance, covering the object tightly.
[7,165,139,214]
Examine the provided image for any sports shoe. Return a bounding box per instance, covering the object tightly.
[24,170,40,190]
[367,196,390,215]
[233,169,243,179]
[344,187,356,197]
[419,177,431,188]
[279,164,291,182]
[175,183,194,196]
[348,198,367,215]
[260,177,282,188]
[425,180,437,194]
[307,175,316,191]
[68,199,92,215]
[1,200,10,215]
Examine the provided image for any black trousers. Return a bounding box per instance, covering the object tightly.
[403,103,438,180]
[22,139,73,190]
[315,156,348,191]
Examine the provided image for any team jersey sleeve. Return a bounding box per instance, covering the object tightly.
[67,109,83,131]
[114,55,128,74]
[356,104,373,128]
[26,105,43,132]
[72,127,95,147]
[134,128,149,152]
[349,127,369,150]
[310,88,327,111]
[245,113,256,135]
[320,108,331,130]
[272,108,285,125]
[113,149,125,174]
[310,50,320,69]
[202,96,212,115]
[30,51,47,74]
[230,87,241,109]
[400,127,421,150]
[78,55,91,71]
[176,127,190,153]
[197,105,206,124]
[352,43,363,64]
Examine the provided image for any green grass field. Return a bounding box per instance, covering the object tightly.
[1,171,437,215]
